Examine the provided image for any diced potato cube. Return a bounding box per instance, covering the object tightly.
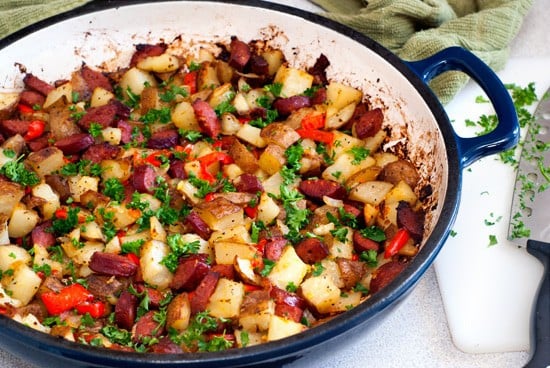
[326,82,362,112]
[172,101,200,131]
[234,256,261,286]
[239,298,275,332]
[260,123,300,149]
[176,179,201,205]
[3,263,42,305]
[214,241,258,265]
[32,183,60,219]
[258,144,286,175]
[149,216,166,242]
[329,131,364,159]
[236,124,266,148]
[262,49,285,77]
[103,203,140,229]
[0,244,32,270]
[220,113,241,136]
[8,203,39,238]
[100,159,132,182]
[0,181,25,218]
[273,66,314,98]
[267,246,310,290]
[319,259,345,289]
[267,315,307,341]
[101,127,122,145]
[256,192,280,225]
[373,152,399,168]
[0,92,19,120]
[384,180,418,205]
[327,291,362,313]
[223,163,244,180]
[210,225,252,244]
[43,82,72,109]
[235,329,263,347]
[363,129,387,154]
[68,175,99,202]
[207,278,245,319]
[137,53,180,73]
[349,181,394,205]
[140,240,173,290]
[195,197,244,231]
[208,83,234,108]
[197,61,220,90]
[363,203,379,227]
[90,86,114,107]
[26,147,65,178]
[119,67,157,96]
[166,292,191,332]
[322,153,375,183]
[232,92,250,115]
[80,221,104,241]
[325,102,357,130]
[300,275,341,314]
[328,226,354,259]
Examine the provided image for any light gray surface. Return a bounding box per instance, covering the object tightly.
[1,0,548,367]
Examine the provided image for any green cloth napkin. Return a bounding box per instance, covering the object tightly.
[310,0,533,103]
[0,0,91,40]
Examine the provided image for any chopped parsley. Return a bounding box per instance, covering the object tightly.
[102,178,125,202]
[359,250,378,267]
[50,207,80,235]
[348,146,370,165]
[311,262,325,277]
[263,83,283,97]
[89,122,103,138]
[260,259,276,276]
[161,234,201,272]
[0,156,40,186]
[359,226,386,242]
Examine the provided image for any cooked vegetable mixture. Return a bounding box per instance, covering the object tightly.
[0,36,425,352]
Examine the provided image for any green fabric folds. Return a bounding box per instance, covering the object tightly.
[310,0,533,103]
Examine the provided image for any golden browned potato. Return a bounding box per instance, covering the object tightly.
[260,123,300,149]
[0,181,25,217]
[194,197,244,231]
[228,139,259,174]
[166,292,191,331]
[0,92,19,121]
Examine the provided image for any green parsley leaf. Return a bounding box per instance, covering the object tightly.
[260,259,276,276]
[360,250,378,267]
[0,156,40,187]
[103,178,125,202]
[312,262,325,277]
[359,226,386,242]
[89,122,103,138]
[348,146,370,165]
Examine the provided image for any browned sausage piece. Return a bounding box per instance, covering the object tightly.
[185,211,212,240]
[229,38,251,71]
[149,336,183,354]
[310,87,327,105]
[27,136,50,152]
[115,291,138,330]
[275,303,303,323]
[352,230,380,253]
[86,274,127,301]
[369,261,406,294]
[269,286,307,309]
[132,284,164,308]
[396,201,425,241]
[294,238,329,264]
[210,264,235,280]
[132,164,156,194]
[132,311,163,342]
[147,129,179,149]
[343,203,362,218]
[89,252,138,277]
[273,96,312,116]
[299,179,346,200]
[80,65,113,92]
[192,99,221,138]
[118,120,144,145]
[378,159,420,189]
[307,53,330,85]
[354,107,383,139]
[45,175,71,202]
[234,173,263,193]
[81,143,121,163]
[336,258,366,290]
[0,120,30,137]
[23,73,54,96]
[264,238,287,261]
[168,159,186,179]
[19,90,45,107]
[31,221,56,248]
[169,254,210,291]
[54,133,94,154]
[190,271,220,314]
[78,103,118,130]
[249,54,269,76]
[129,43,167,67]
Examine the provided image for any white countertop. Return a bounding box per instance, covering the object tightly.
[1,0,548,367]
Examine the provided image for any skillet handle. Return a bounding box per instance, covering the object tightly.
[525,240,550,368]
[405,47,519,168]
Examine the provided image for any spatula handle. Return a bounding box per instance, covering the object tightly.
[525,240,550,368]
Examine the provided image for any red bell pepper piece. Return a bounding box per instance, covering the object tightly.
[24,120,45,141]
[204,192,216,202]
[198,151,234,182]
[243,284,262,292]
[17,103,34,114]
[126,253,140,266]
[384,228,410,259]
[244,205,258,219]
[301,113,325,130]
[75,300,106,318]
[40,283,93,315]
[54,208,68,220]
[295,128,334,145]
[183,71,198,95]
